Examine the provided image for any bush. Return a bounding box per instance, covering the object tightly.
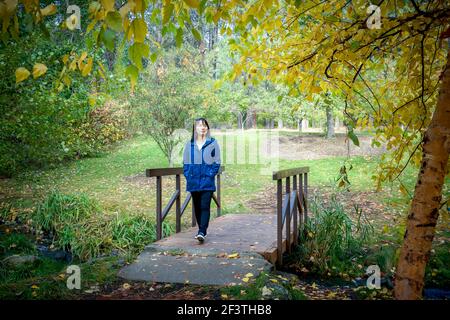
[68,103,129,159]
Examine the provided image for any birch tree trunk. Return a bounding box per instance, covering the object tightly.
[394,51,450,299]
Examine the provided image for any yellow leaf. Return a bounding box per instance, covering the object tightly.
[242,277,249,282]
[122,283,131,290]
[101,0,115,12]
[183,0,200,8]
[69,59,77,71]
[213,9,221,24]
[270,279,278,283]
[119,1,134,18]
[162,0,174,24]
[399,184,408,195]
[41,4,57,16]
[227,253,239,259]
[245,273,254,277]
[62,75,71,86]
[15,67,30,83]
[221,294,228,299]
[132,18,147,43]
[62,54,69,64]
[86,20,97,33]
[82,57,93,76]
[78,51,87,71]
[31,284,39,289]
[311,85,322,94]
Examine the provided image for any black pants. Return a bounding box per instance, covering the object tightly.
[191,191,213,235]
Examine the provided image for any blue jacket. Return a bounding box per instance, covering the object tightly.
[183,137,221,192]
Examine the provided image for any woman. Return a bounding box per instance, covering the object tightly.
[183,117,221,243]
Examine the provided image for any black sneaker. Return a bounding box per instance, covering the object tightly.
[197,232,205,242]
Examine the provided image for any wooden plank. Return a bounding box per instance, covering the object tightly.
[285,177,291,254]
[272,167,309,180]
[277,179,282,265]
[156,176,162,240]
[176,175,181,233]
[147,166,225,177]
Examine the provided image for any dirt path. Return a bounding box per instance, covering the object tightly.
[277,134,385,160]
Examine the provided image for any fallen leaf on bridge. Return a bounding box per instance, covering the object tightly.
[227,253,240,259]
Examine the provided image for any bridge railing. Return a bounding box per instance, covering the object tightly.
[272,167,309,266]
[146,166,225,240]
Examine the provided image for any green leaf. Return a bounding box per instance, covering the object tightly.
[128,43,149,70]
[350,40,360,51]
[125,64,139,91]
[175,28,183,48]
[106,11,123,32]
[162,1,174,24]
[101,28,116,51]
[191,28,201,41]
[150,52,158,63]
[277,95,283,102]
[348,129,360,147]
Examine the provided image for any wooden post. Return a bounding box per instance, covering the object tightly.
[156,176,162,240]
[299,173,304,232]
[286,176,291,254]
[176,174,181,233]
[304,172,308,225]
[277,179,282,266]
[293,175,298,246]
[217,174,221,217]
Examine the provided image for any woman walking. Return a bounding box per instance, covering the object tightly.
[183,118,221,243]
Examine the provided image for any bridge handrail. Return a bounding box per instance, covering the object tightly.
[272,166,309,266]
[146,166,225,240]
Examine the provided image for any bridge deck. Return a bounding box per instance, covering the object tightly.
[118,214,294,285]
[151,214,287,264]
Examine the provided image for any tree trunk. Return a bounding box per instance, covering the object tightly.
[298,118,303,132]
[237,113,243,129]
[326,106,335,138]
[278,119,283,129]
[394,50,450,300]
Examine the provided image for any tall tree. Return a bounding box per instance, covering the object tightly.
[217,0,450,299]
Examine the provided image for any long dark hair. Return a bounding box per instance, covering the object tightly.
[191,117,211,142]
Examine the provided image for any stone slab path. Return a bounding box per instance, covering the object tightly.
[118,214,284,286]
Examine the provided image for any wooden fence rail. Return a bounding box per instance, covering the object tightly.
[146,166,225,240]
[272,167,309,266]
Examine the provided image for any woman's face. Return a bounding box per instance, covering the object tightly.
[195,121,208,137]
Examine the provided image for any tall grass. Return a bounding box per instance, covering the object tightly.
[292,194,374,275]
[32,190,172,261]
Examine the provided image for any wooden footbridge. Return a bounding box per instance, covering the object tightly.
[118,166,309,286]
